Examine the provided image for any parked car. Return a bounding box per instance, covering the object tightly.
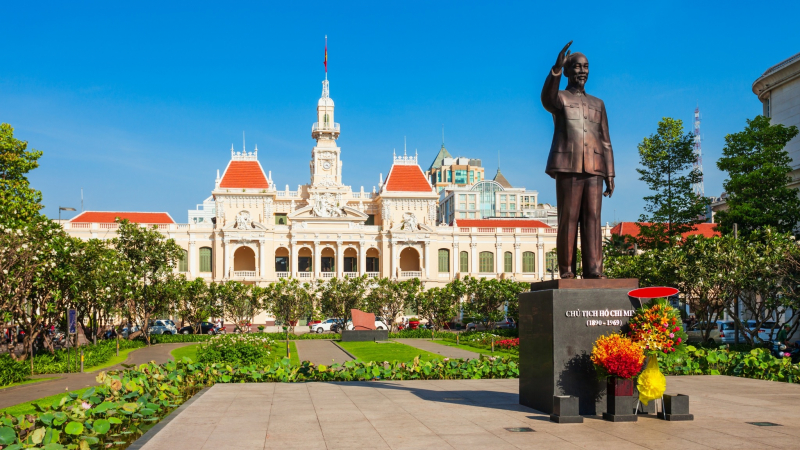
[747,320,779,343]
[344,318,390,331]
[312,319,341,334]
[148,319,178,335]
[686,322,722,343]
[178,322,218,335]
[465,317,516,332]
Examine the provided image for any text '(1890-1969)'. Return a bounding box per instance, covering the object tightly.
[564,309,635,327]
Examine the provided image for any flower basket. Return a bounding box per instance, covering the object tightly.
[409,321,420,330]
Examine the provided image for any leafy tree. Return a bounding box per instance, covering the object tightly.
[0,221,77,361]
[462,276,527,329]
[365,278,422,332]
[113,219,183,344]
[636,117,708,248]
[219,281,262,333]
[411,279,465,332]
[267,278,313,333]
[316,275,371,331]
[715,115,800,235]
[603,234,634,257]
[177,278,220,333]
[0,123,43,225]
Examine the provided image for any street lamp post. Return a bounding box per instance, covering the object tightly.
[59,207,76,223]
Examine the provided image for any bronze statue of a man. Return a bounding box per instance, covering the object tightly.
[542,41,614,279]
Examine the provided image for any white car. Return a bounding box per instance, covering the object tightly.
[311,319,341,334]
[345,317,390,331]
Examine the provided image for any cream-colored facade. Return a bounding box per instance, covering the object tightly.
[63,76,570,322]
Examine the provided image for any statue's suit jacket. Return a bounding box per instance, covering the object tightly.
[541,69,615,179]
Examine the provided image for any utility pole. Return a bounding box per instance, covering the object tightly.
[733,223,740,345]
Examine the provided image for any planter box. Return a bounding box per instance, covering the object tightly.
[341,330,389,342]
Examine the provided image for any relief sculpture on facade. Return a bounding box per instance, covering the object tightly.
[311,192,344,217]
[400,212,419,231]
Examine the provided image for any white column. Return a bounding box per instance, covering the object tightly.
[514,243,522,277]
[359,242,366,275]
[188,240,196,277]
[470,243,478,274]
[452,244,459,277]
[537,242,545,280]
[314,241,321,278]
[423,241,430,279]
[291,241,298,276]
[495,243,503,274]
[259,239,267,279]
[390,242,396,279]
[336,241,344,277]
[223,241,231,279]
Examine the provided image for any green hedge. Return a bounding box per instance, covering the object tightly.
[30,339,145,375]
[388,330,452,339]
[0,354,31,387]
[149,332,340,344]
[0,355,517,449]
[196,335,274,366]
[660,345,800,382]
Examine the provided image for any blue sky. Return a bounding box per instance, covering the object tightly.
[2,1,799,224]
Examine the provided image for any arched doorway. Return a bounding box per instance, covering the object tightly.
[233,246,256,277]
[298,247,313,274]
[275,247,290,274]
[399,247,421,276]
[321,247,335,273]
[343,247,358,274]
[366,248,380,274]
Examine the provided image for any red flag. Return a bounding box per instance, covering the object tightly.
[324,36,328,72]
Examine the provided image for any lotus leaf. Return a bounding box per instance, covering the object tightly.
[93,419,111,434]
[64,421,84,435]
[0,426,17,445]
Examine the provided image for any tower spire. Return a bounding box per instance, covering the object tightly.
[693,105,704,197]
[442,125,445,148]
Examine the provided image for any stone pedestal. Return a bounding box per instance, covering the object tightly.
[518,279,639,416]
[602,377,638,422]
[550,396,583,423]
[341,330,388,342]
[658,394,694,421]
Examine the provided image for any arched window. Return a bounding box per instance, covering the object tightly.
[199,247,212,273]
[504,251,513,273]
[178,249,188,272]
[523,252,536,273]
[460,251,469,273]
[479,252,494,273]
[438,249,449,272]
[324,113,330,125]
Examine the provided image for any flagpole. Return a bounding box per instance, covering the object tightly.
[325,35,328,81]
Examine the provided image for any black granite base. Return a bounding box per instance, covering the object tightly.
[657,394,693,421]
[341,329,389,342]
[549,395,584,423]
[518,280,639,416]
[602,412,638,422]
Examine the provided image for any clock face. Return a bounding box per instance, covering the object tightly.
[322,161,332,170]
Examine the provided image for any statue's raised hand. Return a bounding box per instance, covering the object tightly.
[554,41,573,71]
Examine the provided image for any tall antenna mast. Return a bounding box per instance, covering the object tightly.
[243,131,246,153]
[693,106,704,197]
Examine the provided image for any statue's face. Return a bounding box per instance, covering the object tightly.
[566,54,589,89]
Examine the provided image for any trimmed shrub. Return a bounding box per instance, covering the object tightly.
[31,339,145,375]
[196,335,274,365]
[0,354,31,386]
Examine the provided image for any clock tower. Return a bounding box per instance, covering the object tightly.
[310,78,342,188]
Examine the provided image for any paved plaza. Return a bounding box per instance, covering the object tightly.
[134,375,800,449]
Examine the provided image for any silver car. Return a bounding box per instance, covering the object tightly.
[148,319,177,335]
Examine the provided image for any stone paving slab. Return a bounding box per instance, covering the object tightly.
[294,339,353,366]
[0,343,193,410]
[393,338,481,360]
[136,375,800,449]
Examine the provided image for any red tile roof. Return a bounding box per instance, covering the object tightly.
[70,211,175,224]
[456,219,550,228]
[219,161,269,189]
[384,165,432,192]
[610,222,720,238]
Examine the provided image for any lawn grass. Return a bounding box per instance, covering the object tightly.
[269,341,300,366]
[85,347,140,373]
[170,344,199,362]
[0,377,59,390]
[432,339,518,358]
[337,341,443,363]
[0,387,91,416]
[171,342,300,366]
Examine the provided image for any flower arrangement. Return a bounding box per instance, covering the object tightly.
[495,338,519,350]
[591,333,645,379]
[627,298,688,355]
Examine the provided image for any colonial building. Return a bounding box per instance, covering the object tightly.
[62,75,572,323]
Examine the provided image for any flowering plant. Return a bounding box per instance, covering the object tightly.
[495,338,519,350]
[628,298,688,355]
[591,333,645,379]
